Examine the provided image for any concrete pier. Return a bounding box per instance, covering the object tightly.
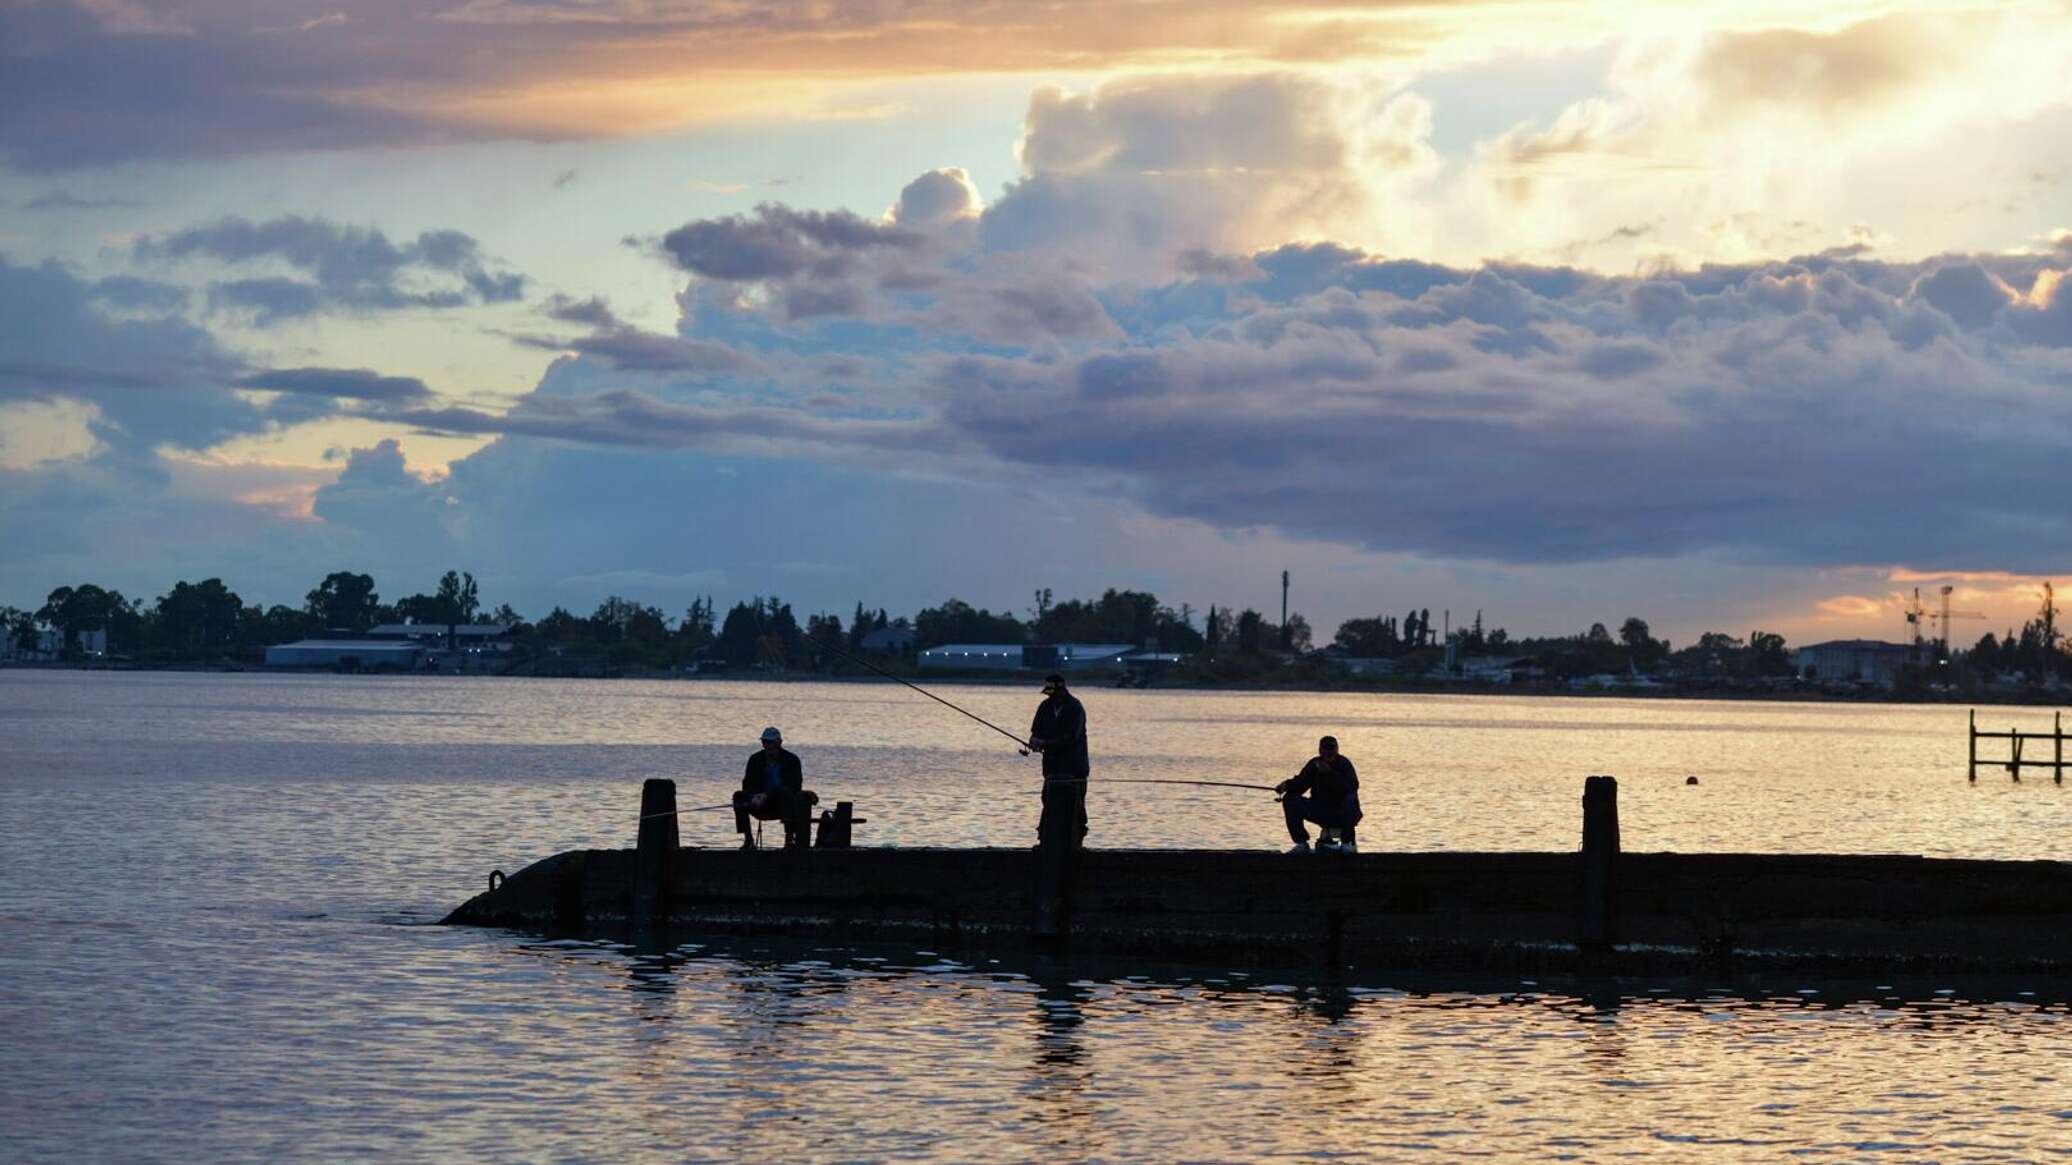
[442,778,2072,975]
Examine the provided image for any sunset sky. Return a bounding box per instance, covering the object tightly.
[2,0,2068,643]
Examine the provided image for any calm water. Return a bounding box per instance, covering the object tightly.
[2,671,2067,1163]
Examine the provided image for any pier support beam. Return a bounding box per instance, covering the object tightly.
[1580,775,1619,954]
[634,778,677,924]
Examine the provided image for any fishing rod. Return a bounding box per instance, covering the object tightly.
[819,641,1033,754]
[642,803,734,819]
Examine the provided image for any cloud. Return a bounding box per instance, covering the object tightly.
[476,159,2072,578]
[18,190,144,211]
[133,215,527,324]
[659,204,922,281]
[981,73,1435,272]
[236,367,434,404]
[891,168,983,228]
[0,0,1610,168]
[0,256,257,458]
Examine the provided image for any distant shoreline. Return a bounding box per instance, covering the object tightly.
[4,659,2065,707]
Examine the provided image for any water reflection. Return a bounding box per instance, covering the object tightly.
[1023,975,1100,1157]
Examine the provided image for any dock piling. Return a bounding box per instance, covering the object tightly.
[1580,775,1619,953]
[634,778,677,923]
[1970,708,2070,782]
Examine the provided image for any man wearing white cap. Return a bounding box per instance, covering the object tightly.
[734,726,814,849]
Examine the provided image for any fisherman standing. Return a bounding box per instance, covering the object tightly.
[1027,673,1089,846]
[1277,735,1362,853]
[735,726,815,849]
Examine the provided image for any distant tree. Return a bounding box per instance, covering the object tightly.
[2,606,38,654]
[914,598,1025,649]
[485,603,523,627]
[304,572,380,632]
[536,607,585,643]
[434,571,480,624]
[1747,630,1793,677]
[1030,587,1054,625]
[1204,605,1223,647]
[1283,612,1313,653]
[1969,631,2003,677]
[247,604,313,646]
[38,584,131,655]
[680,597,717,656]
[847,601,873,651]
[1333,616,1391,657]
[806,612,845,665]
[1618,617,1667,670]
[154,578,245,658]
[715,596,804,669]
[1234,608,1265,653]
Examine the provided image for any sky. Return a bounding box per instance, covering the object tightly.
[2,0,2069,646]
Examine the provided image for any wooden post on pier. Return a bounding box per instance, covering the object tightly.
[1579,775,1619,954]
[1968,709,1977,783]
[2058,711,2064,786]
[634,778,677,924]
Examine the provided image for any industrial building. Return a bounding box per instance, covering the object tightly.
[263,639,423,670]
[917,643,1135,672]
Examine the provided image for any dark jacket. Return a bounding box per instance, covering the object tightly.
[742,747,804,795]
[1285,754,1360,818]
[1029,693,1089,778]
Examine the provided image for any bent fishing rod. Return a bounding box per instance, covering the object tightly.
[820,645,1284,797]
[818,641,1035,754]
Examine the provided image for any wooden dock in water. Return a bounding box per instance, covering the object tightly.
[1970,709,2068,782]
[443,777,2072,976]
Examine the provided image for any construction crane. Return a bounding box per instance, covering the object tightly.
[1904,585,1987,662]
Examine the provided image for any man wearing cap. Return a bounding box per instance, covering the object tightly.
[1027,674,1089,846]
[735,726,813,849]
[1276,735,1362,854]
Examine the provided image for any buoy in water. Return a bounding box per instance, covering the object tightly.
[1685,776,1699,786]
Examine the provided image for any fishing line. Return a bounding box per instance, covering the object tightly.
[1047,777,1282,794]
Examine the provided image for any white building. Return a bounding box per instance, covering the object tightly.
[1794,639,1914,687]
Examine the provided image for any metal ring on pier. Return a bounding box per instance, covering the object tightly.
[488,869,504,892]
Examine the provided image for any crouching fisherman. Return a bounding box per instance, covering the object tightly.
[1277,735,1362,853]
[734,726,817,849]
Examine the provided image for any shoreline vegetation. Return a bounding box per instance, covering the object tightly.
[5,569,2067,703]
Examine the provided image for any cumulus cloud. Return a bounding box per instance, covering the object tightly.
[133,216,527,325]
[891,168,983,228]
[982,73,1435,272]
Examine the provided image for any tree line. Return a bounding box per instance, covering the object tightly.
[6,570,2065,685]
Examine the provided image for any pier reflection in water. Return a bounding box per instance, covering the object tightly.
[469,934,2070,1164]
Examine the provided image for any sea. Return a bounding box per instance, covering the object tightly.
[2,670,2067,1163]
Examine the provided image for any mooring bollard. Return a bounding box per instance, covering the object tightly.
[634,778,677,924]
[1580,775,1619,953]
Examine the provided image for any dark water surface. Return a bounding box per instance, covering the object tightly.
[2,671,2067,1162]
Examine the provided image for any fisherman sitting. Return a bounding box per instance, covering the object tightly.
[1276,735,1362,854]
[734,726,817,850]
